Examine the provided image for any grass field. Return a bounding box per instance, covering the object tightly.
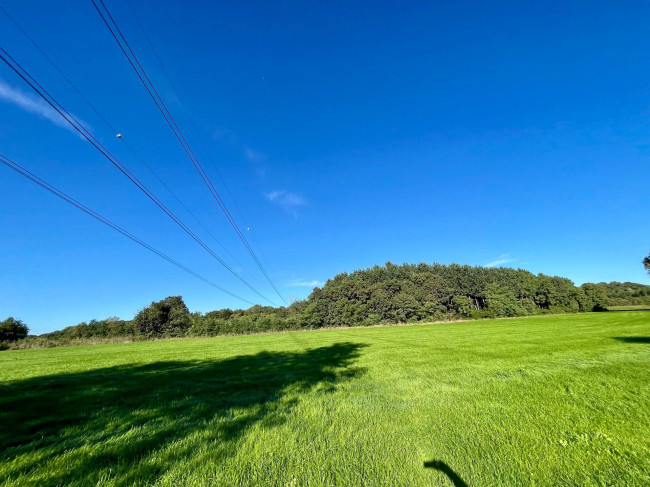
[1,312,649,486]
[608,305,650,311]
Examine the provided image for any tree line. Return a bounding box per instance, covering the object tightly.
[4,262,650,349]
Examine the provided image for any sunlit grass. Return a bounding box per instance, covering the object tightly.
[608,304,650,311]
[1,311,649,486]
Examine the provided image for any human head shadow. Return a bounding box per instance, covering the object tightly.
[613,336,650,344]
[424,460,469,487]
[0,342,367,486]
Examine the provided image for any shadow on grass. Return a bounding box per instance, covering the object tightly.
[0,342,366,485]
[613,336,650,344]
[424,460,468,487]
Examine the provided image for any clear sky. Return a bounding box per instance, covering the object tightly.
[1,0,649,334]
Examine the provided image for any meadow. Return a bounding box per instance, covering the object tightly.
[1,311,648,486]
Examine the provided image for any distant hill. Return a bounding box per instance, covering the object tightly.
[7,263,650,348]
[303,262,609,328]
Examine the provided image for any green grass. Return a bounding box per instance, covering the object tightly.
[608,304,650,311]
[1,312,649,486]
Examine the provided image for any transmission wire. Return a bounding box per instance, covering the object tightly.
[0,4,250,273]
[0,46,276,305]
[92,0,287,305]
[0,153,254,305]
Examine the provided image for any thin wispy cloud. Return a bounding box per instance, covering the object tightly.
[485,253,517,268]
[0,78,80,135]
[212,127,238,143]
[213,128,267,166]
[244,147,266,163]
[285,278,324,288]
[264,190,307,218]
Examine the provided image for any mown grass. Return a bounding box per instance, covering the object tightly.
[1,312,649,486]
[608,304,650,311]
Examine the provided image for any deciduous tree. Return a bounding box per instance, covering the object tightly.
[133,296,190,338]
[0,317,29,342]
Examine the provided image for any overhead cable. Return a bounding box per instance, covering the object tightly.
[0,46,276,305]
[92,0,287,305]
[0,153,254,305]
[124,0,254,239]
[0,5,250,274]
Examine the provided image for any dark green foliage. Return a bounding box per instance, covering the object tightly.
[303,263,595,327]
[133,296,191,338]
[41,317,134,341]
[644,254,650,275]
[580,283,608,311]
[451,295,474,318]
[581,281,650,307]
[12,263,650,348]
[0,317,29,342]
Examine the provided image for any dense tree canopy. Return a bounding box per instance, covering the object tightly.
[301,263,594,328]
[588,281,650,306]
[5,263,650,349]
[133,296,191,338]
[0,317,29,342]
[644,254,650,275]
[42,317,133,340]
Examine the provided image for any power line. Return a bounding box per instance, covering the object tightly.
[93,0,286,304]
[92,0,288,305]
[0,46,276,305]
[0,153,254,306]
[0,45,273,304]
[124,0,254,235]
[0,5,115,132]
[124,0,271,287]
[0,4,251,275]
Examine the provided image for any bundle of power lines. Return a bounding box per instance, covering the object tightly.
[0,2,287,307]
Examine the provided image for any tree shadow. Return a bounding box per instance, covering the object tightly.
[613,336,650,344]
[424,460,469,487]
[0,342,367,485]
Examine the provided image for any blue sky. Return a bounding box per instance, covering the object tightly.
[1,0,649,334]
